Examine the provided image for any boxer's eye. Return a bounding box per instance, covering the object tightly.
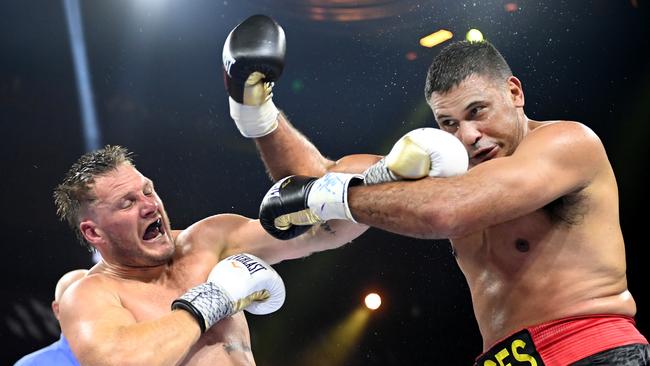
[470,106,484,118]
[440,120,458,130]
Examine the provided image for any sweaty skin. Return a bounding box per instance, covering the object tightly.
[251,73,636,352]
[447,119,633,349]
[59,163,368,366]
[348,74,636,350]
[82,235,256,366]
[354,119,636,350]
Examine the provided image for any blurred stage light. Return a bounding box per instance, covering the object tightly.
[405,51,417,61]
[504,2,519,13]
[278,0,426,22]
[62,0,101,152]
[291,79,305,93]
[132,0,169,14]
[466,28,484,42]
[419,29,453,48]
[295,307,372,364]
[364,293,381,310]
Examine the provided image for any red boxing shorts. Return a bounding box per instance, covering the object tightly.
[475,315,648,366]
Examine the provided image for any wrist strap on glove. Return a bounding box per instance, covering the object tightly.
[229,97,279,138]
[171,282,234,333]
[362,157,400,185]
[307,172,364,222]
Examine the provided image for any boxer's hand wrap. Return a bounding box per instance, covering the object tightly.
[171,283,234,334]
[223,15,285,138]
[362,157,399,185]
[363,128,469,185]
[228,97,279,138]
[260,173,363,240]
[172,253,285,333]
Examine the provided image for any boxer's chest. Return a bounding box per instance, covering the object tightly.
[119,283,186,320]
[452,192,587,271]
[451,207,562,277]
[117,258,214,321]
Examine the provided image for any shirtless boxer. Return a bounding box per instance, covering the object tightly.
[53,146,368,365]
[225,15,649,365]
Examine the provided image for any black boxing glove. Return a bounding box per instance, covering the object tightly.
[259,176,316,240]
[223,14,286,137]
[259,173,363,240]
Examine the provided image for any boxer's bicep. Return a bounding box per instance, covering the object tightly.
[330,154,382,174]
[454,122,602,231]
[217,214,274,261]
[59,278,135,364]
[182,213,301,262]
[59,276,201,365]
[510,121,602,202]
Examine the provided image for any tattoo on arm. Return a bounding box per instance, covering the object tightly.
[320,222,336,235]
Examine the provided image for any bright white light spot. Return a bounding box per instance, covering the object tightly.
[466,28,484,42]
[364,293,381,310]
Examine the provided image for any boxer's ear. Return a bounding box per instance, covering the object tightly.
[80,220,102,246]
[506,76,525,108]
[52,300,60,320]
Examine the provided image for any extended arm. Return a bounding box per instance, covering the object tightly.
[188,213,368,265]
[348,122,604,238]
[258,122,606,240]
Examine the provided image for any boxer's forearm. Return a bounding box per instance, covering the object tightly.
[303,220,369,254]
[76,311,200,366]
[255,112,334,180]
[347,179,461,240]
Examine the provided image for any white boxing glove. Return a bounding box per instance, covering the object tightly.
[364,128,468,184]
[171,253,285,333]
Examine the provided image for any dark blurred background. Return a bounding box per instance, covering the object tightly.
[1,0,649,364]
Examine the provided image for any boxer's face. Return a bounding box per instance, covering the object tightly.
[429,74,525,168]
[80,163,175,267]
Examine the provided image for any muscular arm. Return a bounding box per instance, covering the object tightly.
[348,122,606,238]
[192,213,368,265]
[254,113,381,179]
[59,278,201,366]
[255,113,332,179]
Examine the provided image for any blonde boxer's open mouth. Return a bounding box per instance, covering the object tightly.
[143,218,165,241]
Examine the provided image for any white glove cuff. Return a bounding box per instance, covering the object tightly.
[229,97,279,138]
[307,172,364,223]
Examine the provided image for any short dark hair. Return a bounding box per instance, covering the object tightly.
[424,40,512,102]
[53,145,134,251]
